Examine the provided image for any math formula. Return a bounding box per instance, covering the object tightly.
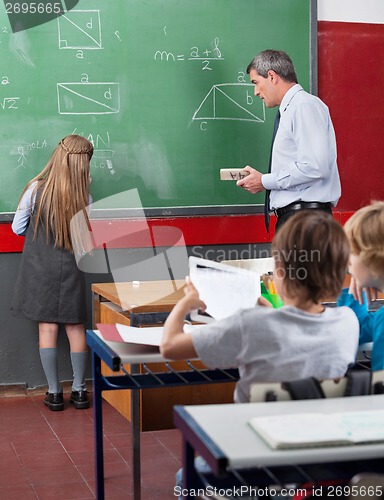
[154,36,223,71]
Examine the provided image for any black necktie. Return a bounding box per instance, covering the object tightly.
[264,110,281,232]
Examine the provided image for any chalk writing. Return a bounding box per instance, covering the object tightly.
[0,97,19,109]
[154,50,175,61]
[154,37,223,70]
[72,130,113,152]
[25,140,47,150]
[193,83,265,125]
[58,9,102,50]
[92,158,116,176]
[189,38,222,59]
[17,146,27,169]
[16,140,47,169]
[237,71,247,84]
[72,129,116,175]
[57,82,120,115]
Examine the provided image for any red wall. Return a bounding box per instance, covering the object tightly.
[318,21,384,210]
[2,21,382,253]
[1,212,353,253]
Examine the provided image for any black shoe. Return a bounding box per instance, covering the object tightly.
[70,390,90,409]
[44,392,64,411]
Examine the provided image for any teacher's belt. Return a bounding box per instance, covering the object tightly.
[274,201,332,218]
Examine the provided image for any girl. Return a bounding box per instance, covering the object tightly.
[11,135,94,411]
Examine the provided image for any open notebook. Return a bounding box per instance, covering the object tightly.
[248,410,384,449]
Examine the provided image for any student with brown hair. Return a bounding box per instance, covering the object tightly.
[11,135,94,411]
[165,210,359,498]
[161,210,358,404]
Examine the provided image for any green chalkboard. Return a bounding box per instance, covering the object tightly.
[0,0,316,215]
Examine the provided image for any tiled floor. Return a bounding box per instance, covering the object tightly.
[0,390,182,499]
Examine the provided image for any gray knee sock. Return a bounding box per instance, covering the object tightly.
[70,351,88,391]
[39,347,62,394]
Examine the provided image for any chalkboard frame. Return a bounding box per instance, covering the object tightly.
[1,0,318,221]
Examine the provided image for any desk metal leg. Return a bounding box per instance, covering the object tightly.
[183,438,197,500]
[131,363,141,500]
[92,351,105,500]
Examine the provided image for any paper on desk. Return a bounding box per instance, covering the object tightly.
[97,323,162,345]
[114,324,162,345]
[189,266,261,320]
[97,323,198,345]
[114,323,197,346]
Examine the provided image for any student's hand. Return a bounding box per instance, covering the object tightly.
[236,166,265,194]
[182,279,207,312]
[161,278,200,360]
[257,296,273,308]
[349,276,378,304]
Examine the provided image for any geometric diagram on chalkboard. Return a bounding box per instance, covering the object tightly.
[192,83,265,123]
[58,10,102,50]
[57,82,120,114]
[6,1,79,33]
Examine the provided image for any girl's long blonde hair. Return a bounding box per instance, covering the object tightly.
[21,135,94,253]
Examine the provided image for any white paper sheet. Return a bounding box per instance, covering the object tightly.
[189,265,261,320]
[115,323,199,346]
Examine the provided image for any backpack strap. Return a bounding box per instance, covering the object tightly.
[282,377,325,400]
[344,370,372,396]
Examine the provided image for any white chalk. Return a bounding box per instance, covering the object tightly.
[132,281,140,286]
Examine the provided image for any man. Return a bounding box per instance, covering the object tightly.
[237,49,341,232]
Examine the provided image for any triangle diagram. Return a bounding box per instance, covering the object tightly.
[193,84,265,122]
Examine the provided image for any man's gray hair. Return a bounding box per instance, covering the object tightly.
[247,49,298,83]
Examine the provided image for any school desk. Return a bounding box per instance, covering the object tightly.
[87,326,374,499]
[91,277,382,430]
[91,280,236,431]
[174,395,384,499]
[86,328,239,500]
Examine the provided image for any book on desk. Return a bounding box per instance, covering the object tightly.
[248,409,384,449]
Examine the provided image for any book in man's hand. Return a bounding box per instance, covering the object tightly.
[248,410,384,449]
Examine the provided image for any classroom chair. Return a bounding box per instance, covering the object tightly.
[249,370,384,402]
[248,372,384,500]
